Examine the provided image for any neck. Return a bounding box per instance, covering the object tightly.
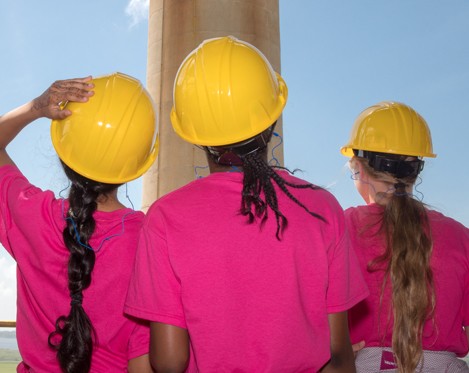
[207,160,243,174]
[364,180,414,205]
[205,150,268,174]
[96,190,126,212]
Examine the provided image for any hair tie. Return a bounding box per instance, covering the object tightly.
[394,182,408,196]
[70,293,83,306]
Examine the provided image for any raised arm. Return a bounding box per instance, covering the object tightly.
[320,311,356,373]
[0,77,94,167]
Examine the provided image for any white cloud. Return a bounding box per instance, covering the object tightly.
[125,0,149,28]
[0,254,16,320]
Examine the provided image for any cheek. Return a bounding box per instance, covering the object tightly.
[355,179,369,202]
[353,178,361,190]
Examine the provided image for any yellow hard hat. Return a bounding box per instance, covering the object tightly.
[341,101,436,158]
[51,72,159,184]
[170,36,288,146]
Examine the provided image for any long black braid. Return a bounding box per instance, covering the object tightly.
[241,150,326,240]
[48,162,120,373]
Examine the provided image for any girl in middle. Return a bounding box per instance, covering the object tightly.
[125,36,369,372]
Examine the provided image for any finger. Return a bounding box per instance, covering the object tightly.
[49,108,73,120]
[61,89,94,102]
[54,76,93,85]
[53,81,94,94]
[352,340,366,352]
[49,86,94,105]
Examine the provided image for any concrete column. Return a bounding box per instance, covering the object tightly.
[142,0,282,211]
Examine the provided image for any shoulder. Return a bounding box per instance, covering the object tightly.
[428,209,466,226]
[426,210,469,267]
[158,176,214,203]
[147,173,239,213]
[427,209,468,237]
[278,170,343,207]
[344,206,360,231]
[0,164,28,186]
[344,205,365,221]
[0,164,55,207]
[143,178,207,225]
[344,204,384,231]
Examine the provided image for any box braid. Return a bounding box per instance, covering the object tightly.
[241,151,326,240]
[48,162,120,373]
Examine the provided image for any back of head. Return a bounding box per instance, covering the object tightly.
[341,101,436,373]
[343,101,436,201]
[48,73,158,373]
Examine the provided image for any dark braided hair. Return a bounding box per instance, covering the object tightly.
[48,161,120,373]
[218,129,327,239]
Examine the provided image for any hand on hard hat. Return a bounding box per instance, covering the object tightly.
[33,77,94,120]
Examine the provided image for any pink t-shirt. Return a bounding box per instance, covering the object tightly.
[346,204,469,357]
[0,165,149,372]
[125,171,369,372]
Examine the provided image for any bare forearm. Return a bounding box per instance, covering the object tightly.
[321,312,356,373]
[0,77,93,150]
[0,77,93,167]
[0,101,39,149]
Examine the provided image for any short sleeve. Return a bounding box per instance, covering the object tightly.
[326,209,369,313]
[0,165,40,257]
[124,205,187,329]
[127,318,150,360]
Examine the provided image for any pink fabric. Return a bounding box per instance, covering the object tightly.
[0,165,149,372]
[125,171,369,372]
[346,204,469,357]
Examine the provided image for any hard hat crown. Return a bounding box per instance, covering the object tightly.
[51,72,159,183]
[170,36,288,146]
[341,101,436,158]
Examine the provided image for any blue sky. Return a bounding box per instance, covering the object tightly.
[0,0,468,320]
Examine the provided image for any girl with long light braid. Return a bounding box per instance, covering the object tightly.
[0,73,158,372]
[342,102,469,372]
[125,36,369,372]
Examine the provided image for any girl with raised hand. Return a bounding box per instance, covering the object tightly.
[342,102,469,372]
[0,73,158,372]
[125,36,368,372]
